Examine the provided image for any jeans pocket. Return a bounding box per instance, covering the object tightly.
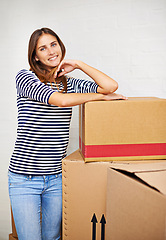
[8,171,29,186]
[58,173,62,179]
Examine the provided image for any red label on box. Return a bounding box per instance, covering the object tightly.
[79,138,166,158]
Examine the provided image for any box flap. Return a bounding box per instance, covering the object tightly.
[110,162,166,195]
[84,97,165,106]
[65,149,83,162]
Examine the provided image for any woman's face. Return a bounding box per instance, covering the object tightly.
[35,33,62,70]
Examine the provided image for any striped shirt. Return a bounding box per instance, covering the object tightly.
[9,69,98,175]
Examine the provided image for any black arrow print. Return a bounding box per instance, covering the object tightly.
[100,214,106,240]
[91,213,98,240]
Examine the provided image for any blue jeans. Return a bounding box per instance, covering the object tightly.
[8,171,62,240]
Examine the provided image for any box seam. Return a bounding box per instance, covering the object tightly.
[63,161,68,239]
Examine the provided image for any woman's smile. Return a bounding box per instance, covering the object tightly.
[48,55,58,61]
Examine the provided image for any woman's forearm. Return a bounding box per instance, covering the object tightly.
[76,61,118,94]
[48,91,127,107]
[48,92,105,107]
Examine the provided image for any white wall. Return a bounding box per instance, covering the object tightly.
[0,0,166,239]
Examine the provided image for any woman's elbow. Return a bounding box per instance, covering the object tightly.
[112,82,118,93]
[49,92,68,107]
[58,99,69,107]
[50,99,68,107]
[97,81,118,94]
[106,82,118,94]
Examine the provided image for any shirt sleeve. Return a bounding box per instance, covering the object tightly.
[16,69,55,104]
[67,76,99,94]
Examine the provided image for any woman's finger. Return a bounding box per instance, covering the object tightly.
[54,62,64,78]
[57,70,65,77]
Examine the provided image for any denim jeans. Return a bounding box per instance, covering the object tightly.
[8,171,62,240]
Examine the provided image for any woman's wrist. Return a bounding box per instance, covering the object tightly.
[75,60,84,70]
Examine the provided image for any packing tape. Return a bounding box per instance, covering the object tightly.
[80,142,166,158]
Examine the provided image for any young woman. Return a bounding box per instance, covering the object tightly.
[8,27,127,240]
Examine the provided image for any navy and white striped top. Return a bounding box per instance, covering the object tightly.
[9,69,98,175]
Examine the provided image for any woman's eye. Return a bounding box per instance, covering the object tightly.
[40,47,45,51]
[52,43,57,47]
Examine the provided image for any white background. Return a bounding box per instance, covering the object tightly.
[0,0,166,239]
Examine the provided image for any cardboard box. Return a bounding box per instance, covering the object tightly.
[79,97,166,162]
[10,208,17,238]
[62,150,111,240]
[62,150,165,240]
[9,234,18,240]
[106,162,166,240]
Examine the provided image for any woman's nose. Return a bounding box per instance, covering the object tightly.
[48,47,54,55]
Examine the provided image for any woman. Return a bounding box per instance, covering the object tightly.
[8,27,127,240]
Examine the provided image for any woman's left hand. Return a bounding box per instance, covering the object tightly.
[54,59,79,78]
[103,93,128,101]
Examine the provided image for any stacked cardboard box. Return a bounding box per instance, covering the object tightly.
[62,150,112,240]
[9,209,18,240]
[9,234,18,240]
[62,97,166,240]
[106,162,166,240]
[9,234,17,240]
[79,97,166,162]
[62,150,166,240]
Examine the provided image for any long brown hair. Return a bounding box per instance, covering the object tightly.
[28,27,67,92]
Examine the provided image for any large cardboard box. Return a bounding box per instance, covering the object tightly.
[79,97,166,162]
[106,162,166,240]
[9,234,18,240]
[62,150,111,240]
[62,150,165,240]
[9,208,18,239]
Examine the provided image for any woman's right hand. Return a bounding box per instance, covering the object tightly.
[54,59,79,78]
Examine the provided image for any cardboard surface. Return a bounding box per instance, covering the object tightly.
[11,208,17,238]
[62,150,166,240]
[62,150,113,240]
[9,234,18,240]
[79,97,166,162]
[110,162,166,195]
[106,163,166,240]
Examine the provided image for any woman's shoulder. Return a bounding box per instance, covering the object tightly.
[16,69,40,83]
[15,69,41,89]
[16,69,35,77]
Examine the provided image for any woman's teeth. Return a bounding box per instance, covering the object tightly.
[49,56,57,61]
